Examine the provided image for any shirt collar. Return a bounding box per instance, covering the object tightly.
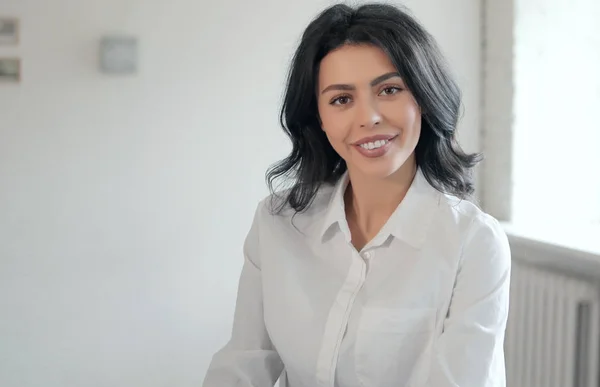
[318,168,441,249]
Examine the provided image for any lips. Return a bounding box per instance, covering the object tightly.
[352,134,399,158]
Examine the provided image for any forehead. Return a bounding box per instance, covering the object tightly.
[318,44,398,87]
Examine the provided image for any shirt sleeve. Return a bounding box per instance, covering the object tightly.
[425,213,512,387]
[202,201,284,387]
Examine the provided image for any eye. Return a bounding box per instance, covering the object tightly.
[330,95,352,106]
[379,86,402,96]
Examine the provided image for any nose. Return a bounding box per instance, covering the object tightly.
[356,99,382,128]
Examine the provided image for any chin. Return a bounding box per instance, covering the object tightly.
[352,163,405,180]
[353,153,416,179]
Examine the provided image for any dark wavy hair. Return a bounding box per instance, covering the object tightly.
[266,2,482,213]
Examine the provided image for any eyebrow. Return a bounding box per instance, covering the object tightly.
[320,72,401,95]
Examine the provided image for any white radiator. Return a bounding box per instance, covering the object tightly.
[505,260,600,387]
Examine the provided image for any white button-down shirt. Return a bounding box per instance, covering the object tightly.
[203,169,511,387]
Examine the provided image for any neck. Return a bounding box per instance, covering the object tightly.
[345,160,417,240]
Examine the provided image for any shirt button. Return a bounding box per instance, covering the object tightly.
[362,251,372,260]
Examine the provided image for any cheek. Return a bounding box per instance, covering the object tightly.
[406,97,422,129]
[323,127,349,156]
[319,109,351,147]
[384,101,422,137]
[408,111,422,138]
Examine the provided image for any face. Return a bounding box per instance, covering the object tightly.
[317,44,422,180]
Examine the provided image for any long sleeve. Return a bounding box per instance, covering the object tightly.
[425,214,512,387]
[202,202,284,387]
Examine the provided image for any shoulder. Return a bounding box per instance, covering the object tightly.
[435,194,510,260]
[253,182,337,233]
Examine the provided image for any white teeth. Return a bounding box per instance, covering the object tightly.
[360,139,388,150]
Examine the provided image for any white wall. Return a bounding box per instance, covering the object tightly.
[0,0,481,385]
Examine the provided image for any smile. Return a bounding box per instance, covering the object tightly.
[353,134,399,158]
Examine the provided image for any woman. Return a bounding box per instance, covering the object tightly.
[203,3,511,387]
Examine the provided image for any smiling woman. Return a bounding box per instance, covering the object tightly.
[203,3,511,387]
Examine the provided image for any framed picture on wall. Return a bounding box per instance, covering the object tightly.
[0,17,19,45]
[0,58,20,82]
